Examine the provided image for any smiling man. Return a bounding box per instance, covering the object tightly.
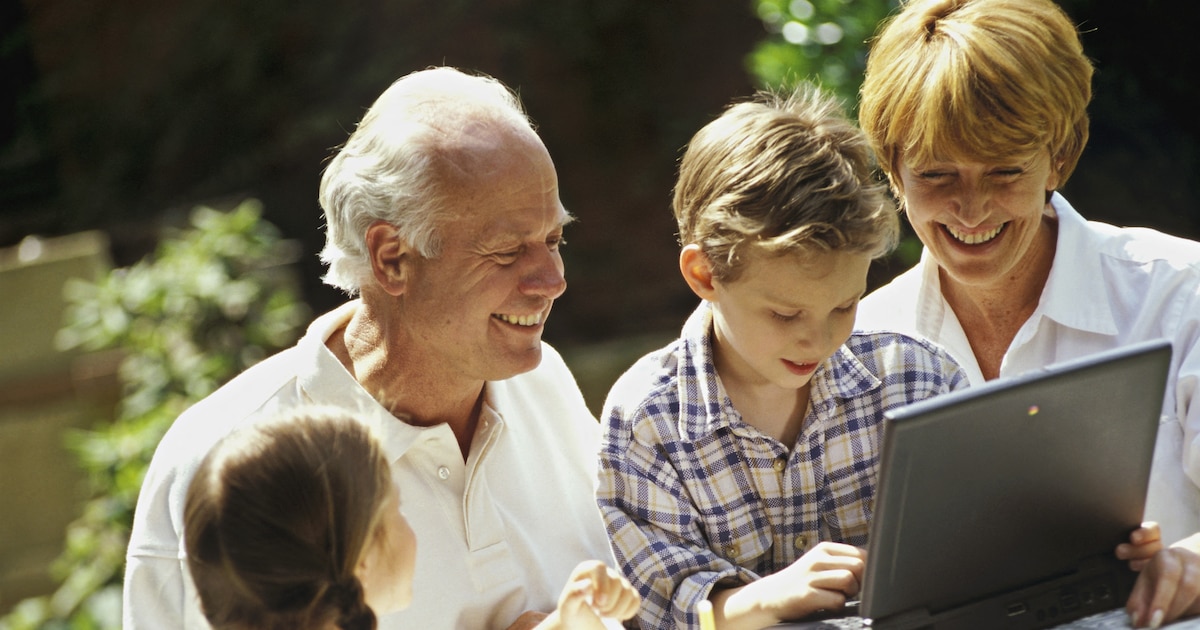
[123,67,617,630]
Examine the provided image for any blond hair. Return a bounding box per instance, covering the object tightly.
[859,0,1093,198]
[673,83,897,282]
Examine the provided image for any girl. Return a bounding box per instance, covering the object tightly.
[184,406,639,629]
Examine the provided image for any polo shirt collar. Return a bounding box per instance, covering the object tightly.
[1038,193,1119,335]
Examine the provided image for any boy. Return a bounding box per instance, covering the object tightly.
[595,85,967,629]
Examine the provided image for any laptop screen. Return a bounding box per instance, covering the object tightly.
[860,339,1172,628]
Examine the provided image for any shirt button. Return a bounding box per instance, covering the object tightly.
[794,535,807,551]
[723,543,740,558]
[437,466,450,480]
[772,457,786,473]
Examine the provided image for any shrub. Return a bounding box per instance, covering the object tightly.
[1,199,309,629]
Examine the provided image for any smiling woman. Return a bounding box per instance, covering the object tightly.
[854,0,1200,626]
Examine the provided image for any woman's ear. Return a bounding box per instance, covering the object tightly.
[365,221,411,297]
[679,244,718,301]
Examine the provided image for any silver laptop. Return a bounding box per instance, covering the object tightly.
[783,339,1172,630]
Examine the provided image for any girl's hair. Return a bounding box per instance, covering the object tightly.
[672,83,897,282]
[184,407,394,630]
[859,0,1093,198]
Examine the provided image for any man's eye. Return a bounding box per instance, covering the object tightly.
[548,236,566,250]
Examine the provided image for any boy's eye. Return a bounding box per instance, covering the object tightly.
[834,301,858,314]
[771,311,798,322]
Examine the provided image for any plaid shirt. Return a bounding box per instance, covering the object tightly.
[596,301,967,629]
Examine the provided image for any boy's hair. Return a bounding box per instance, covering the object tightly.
[184,407,394,630]
[672,83,898,282]
[859,0,1093,198]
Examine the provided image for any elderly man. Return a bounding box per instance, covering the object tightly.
[123,67,616,629]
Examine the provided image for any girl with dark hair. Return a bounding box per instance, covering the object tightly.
[185,406,639,630]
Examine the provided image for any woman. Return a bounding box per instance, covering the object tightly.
[854,0,1200,627]
[184,406,640,629]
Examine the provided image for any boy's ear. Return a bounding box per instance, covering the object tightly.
[365,220,411,297]
[679,244,718,301]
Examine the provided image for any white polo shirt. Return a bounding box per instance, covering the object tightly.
[123,301,616,629]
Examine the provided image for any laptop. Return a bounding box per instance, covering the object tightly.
[781,338,1173,630]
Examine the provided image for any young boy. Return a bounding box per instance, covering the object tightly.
[595,85,967,630]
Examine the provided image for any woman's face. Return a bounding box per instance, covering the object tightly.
[897,150,1060,289]
[358,484,416,616]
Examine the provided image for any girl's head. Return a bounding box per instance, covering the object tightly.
[184,406,415,630]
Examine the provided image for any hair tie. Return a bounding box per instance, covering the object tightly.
[329,578,376,630]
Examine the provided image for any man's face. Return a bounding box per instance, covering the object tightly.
[399,124,568,383]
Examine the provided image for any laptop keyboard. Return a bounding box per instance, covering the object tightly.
[776,607,1200,628]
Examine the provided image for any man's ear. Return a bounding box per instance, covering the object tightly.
[365,220,411,297]
[679,244,718,301]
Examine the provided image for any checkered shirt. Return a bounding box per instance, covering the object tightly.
[596,301,967,629]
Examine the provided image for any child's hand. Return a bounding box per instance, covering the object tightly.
[1118,522,1165,572]
[1126,533,1200,629]
[767,542,865,620]
[711,541,866,628]
[539,560,641,630]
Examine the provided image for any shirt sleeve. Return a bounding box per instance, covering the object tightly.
[596,404,756,630]
[1176,293,1200,491]
[122,437,209,629]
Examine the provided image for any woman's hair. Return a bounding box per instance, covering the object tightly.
[673,83,897,282]
[859,0,1093,198]
[184,407,394,630]
[318,66,535,294]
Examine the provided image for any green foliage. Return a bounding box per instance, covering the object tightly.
[749,0,898,111]
[0,200,309,630]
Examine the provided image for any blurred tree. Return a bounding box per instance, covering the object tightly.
[0,200,308,630]
[748,0,898,111]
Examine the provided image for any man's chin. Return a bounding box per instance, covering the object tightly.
[490,346,544,380]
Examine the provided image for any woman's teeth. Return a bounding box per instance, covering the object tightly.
[946,224,1003,245]
[494,313,542,327]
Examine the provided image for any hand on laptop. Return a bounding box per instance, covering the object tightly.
[708,542,865,629]
[1126,531,1200,628]
[1118,522,1166,571]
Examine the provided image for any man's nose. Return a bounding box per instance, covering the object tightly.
[520,246,566,300]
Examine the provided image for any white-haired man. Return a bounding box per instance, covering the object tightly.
[124,67,617,630]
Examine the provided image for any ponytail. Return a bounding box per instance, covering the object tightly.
[329,577,377,630]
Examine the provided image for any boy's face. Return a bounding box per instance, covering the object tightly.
[708,248,870,393]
